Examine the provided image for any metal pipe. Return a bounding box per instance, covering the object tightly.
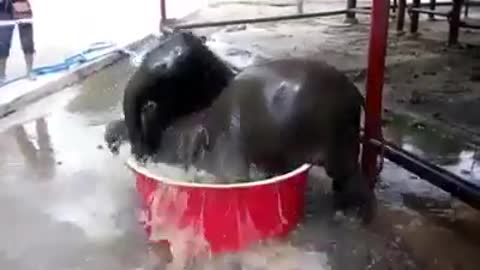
[348,8,372,15]
[409,8,450,17]
[460,20,480,29]
[358,1,463,10]
[434,0,480,6]
[171,9,347,30]
[361,0,390,187]
[429,0,436,20]
[396,0,406,33]
[465,0,470,17]
[410,0,421,33]
[449,0,463,46]
[368,138,480,210]
[392,0,398,13]
[346,0,358,21]
[160,0,167,23]
[349,8,397,18]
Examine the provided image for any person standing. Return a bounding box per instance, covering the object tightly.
[0,0,35,83]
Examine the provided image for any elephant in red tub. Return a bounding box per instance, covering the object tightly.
[105,31,375,221]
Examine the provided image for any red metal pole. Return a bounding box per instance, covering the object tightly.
[361,0,390,187]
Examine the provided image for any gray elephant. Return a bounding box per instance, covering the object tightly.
[105,31,374,220]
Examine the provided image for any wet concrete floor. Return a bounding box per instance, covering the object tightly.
[1,59,480,270]
[383,112,480,187]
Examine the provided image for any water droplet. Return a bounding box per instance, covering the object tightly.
[173,46,183,57]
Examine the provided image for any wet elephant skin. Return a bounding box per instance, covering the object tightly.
[201,58,373,216]
[121,31,235,158]
[109,31,374,219]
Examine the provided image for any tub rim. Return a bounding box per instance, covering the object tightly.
[126,157,312,189]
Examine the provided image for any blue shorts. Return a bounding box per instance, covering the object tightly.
[0,12,35,58]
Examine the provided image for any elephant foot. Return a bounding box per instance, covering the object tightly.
[332,173,377,224]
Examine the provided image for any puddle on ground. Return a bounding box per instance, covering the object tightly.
[382,112,480,187]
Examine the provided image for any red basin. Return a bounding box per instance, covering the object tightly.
[127,158,311,255]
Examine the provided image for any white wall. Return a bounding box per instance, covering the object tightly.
[30,0,160,47]
[2,0,207,79]
[29,0,207,48]
[164,0,208,19]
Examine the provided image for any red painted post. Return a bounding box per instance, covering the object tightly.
[361,0,390,187]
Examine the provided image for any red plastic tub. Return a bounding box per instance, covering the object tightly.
[127,158,311,255]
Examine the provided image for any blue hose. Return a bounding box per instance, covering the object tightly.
[0,41,118,87]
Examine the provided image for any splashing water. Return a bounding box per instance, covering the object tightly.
[142,161,271,185]
[152,241,332,270]
[144,162,218,184]
[140,122,273,184]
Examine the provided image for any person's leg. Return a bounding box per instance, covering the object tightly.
[0,25,15,82]
[18,23,35,79]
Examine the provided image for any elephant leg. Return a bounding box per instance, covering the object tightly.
[184,126,209,170]
[324,114,375,221]
[325,125,361,199]
[213,133,250,182]
[141,105,166,160]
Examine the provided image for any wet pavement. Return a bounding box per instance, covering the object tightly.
[0,59,148,270]
[1,58,480,269]
[383,112,480,187]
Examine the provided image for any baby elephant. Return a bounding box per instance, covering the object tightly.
[109,31,375,221]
